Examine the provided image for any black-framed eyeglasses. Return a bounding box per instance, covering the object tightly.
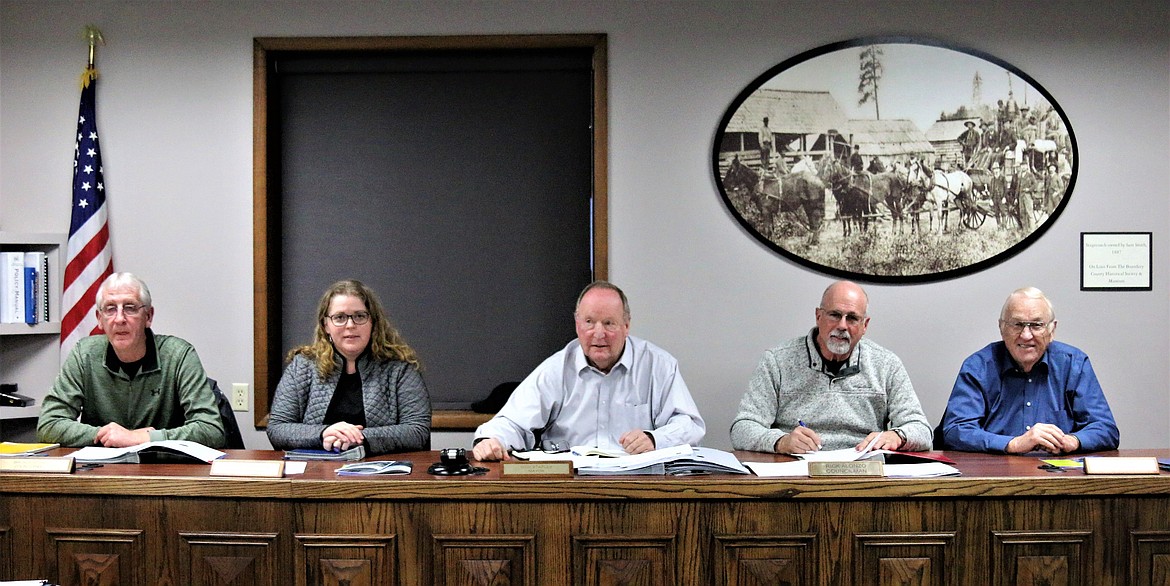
[1001,320,1052,334]
[819,308,865,326]
[99,303,146,318]
[328,312,370,327]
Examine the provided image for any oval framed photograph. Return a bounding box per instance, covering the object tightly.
[713,37,1076,282]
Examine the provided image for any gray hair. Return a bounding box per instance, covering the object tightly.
[95,272,152,308]
[1000,286,1055,321]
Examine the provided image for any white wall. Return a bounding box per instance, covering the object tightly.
[1,0,1166,451]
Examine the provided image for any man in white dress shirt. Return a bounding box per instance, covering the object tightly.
[471,281,705,461]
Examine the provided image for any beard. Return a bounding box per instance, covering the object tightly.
[825,331,852,355]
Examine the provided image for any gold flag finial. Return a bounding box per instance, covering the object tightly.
[80,25,104,89]
[83,25,104,67]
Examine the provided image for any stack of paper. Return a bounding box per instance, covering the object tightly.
[72,440,226,464]
[664,447,750,475]
[746,434,962,478]
[575,444,694,476]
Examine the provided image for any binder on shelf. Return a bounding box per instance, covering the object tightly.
[23,252,42,325]
[1,251,23,323]
[40,253,50,322]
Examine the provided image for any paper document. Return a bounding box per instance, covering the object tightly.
[577,444,693,471]
[883,463,961,477]
[71,440,225,464]
[572,444,694,475]
[793,434,882,462]
[665,447,750,475]
[743,460,810,477]
[570,446,627,458]
[336,460,412,475]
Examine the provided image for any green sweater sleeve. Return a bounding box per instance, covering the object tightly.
[37,342,102,447]
[150,339,225,448]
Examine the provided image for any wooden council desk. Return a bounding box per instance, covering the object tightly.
[1,449,1169,585]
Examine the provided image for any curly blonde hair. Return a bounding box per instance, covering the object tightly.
[286,279,420,378]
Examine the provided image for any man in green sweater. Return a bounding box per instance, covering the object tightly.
[37,273,224,448]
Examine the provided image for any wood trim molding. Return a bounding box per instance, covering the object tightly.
[252,34,608,429]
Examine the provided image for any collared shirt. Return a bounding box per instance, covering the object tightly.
[474,335,705,452]
[940,341,1119,453]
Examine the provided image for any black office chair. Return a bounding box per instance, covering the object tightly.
[208,377,246,449]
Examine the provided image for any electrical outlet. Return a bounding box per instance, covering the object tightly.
[231,383,249,412]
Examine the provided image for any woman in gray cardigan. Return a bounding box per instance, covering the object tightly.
[267,280,431,454]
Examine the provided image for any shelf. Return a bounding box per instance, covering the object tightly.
[0,232,67,246]
[0,322,61,335]
[0,231,67,423]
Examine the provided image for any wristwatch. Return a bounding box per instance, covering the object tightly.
[892,429,907,445]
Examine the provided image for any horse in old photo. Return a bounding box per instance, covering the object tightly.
[723,155,825,241]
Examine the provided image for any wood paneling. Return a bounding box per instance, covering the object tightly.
[2,449,1169,585]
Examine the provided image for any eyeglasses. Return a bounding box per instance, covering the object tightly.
[819,309,865,326]
[99,303,146,318]
[576,317,624,333]
[1001,320,1053,334]
[328,312,370,326]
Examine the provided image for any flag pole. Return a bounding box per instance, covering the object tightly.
[84,25,103,67]
[62,24,114,359]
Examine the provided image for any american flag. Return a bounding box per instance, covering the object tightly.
[60,65,114,360]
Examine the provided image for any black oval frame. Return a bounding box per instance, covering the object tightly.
[712,36,1077,283]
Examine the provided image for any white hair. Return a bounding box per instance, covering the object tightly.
[1000,287,1055,321]
[95,272,152,308]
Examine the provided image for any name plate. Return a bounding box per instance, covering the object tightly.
[502,460,574,477]
[210,459,285,478]
[1083,456,1160,475]
[0,456,75,474]
[808,460,884,477]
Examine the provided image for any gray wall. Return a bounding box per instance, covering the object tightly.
[1,0,1166,451]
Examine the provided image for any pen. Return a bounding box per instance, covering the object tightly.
[796,420,822,451]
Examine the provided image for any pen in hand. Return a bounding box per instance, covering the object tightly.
[797,420,823,451]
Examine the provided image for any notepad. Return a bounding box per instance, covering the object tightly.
[0,442,59,456]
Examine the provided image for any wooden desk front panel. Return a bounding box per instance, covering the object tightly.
[4,451,1170,586]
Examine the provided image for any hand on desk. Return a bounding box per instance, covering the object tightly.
[95,422,153,447]
[471,437,509,461]
[322,422,364,452]
[857,430,903,452]
[1007,423,1080,454]
[619,430,655,454]
[775,425,822,454]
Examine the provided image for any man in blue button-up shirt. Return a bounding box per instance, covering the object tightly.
[939,287,1119,454]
